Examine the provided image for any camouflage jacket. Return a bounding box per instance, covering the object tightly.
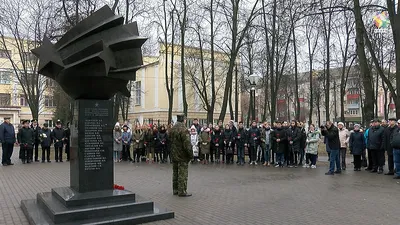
[169,122,193,162]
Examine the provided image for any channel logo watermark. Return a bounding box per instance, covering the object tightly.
[373,11,391,33]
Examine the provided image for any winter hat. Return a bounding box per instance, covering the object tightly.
[115,122,120,127]
[338,122,344,126]
[354,124,360,128]
[190,125,196,130]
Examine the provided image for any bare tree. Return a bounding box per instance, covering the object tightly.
[0,0,59,120]
[304,14,320,124]
[217,0,260,121]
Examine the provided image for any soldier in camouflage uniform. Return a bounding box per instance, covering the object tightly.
[169,114,193,197]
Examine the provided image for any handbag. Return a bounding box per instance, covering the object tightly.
[226,146,233,155]
[192,145,199,157]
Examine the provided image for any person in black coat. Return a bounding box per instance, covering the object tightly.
[298,122,307,166]
[367,119,385,173]
[271,121,287,167]
[17,120,34,164]
[235,122,247,165]
[286,120,301,167]
[349,124,365,171]
[0,117,16,166]
[30,119,41,162]
[223,124,234,164]
[212,125,224,163]
[247,121,261,165]
[321,121,341,175]
[39,123,52,162]
[383,118,398,175]
[51,120,66,162]
[64,122,71,161]
[156,126,168,163]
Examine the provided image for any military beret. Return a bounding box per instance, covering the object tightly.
[56,119,62,124]
[22,120,30,124]
[388,118,397,121]
[4,117,10,120]
[43,123,49,127]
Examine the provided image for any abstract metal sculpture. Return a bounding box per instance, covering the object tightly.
[31,5,147,99]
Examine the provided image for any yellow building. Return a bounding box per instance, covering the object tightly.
[0,36,55,126]
[128,43,241,125]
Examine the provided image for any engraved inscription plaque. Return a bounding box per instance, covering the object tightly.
[70,100,114,193]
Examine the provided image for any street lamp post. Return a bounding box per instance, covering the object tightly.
[248,74,260,122]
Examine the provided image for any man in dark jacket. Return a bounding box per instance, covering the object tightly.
[321,121,341,175]
[18,120,34,164]
[51,120,66,162]
[0,117,16,166]
[247,121,261,165]
[64,122,71,161]
[287,120,301,167]
[272,121,287,167]
[261,122,272,166]
[383,118,398,175]
[236,122,247,165]
[192,118,201,134]
[40,123,52,163]
[31,119,41,162]
[391,122,400,179]
[367,119,385,173]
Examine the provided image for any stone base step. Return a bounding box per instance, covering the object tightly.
[22,199,174,225]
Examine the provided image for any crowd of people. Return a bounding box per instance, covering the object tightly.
[1,116,400,180]
[114,118,400,179]
[0,117,70,165]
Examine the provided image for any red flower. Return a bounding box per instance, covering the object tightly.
[277,134,280,138]
[252,133,256,137]
[113,184,125,190]
[238,134,241,136]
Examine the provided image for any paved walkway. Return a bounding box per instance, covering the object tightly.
[0,148,399,225]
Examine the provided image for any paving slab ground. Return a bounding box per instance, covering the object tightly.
[0,148,399,225]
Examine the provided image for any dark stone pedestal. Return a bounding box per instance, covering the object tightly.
[21,100,174,224]
[70,100,114,193]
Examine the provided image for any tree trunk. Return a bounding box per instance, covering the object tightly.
[235,64,239,122]
[292,25,300,121]
[354,0,375,123]
[180,0,188,116]
[229,86,234,120]
[210,0,216,124]
[267,0,277,124]
[386,0,400,118]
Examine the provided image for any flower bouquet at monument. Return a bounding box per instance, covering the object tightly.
[113,184,125,190]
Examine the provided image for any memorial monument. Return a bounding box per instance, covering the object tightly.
[21,5,174,224]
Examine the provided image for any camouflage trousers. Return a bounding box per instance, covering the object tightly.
[172,161,189,195]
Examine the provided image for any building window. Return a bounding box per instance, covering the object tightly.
[45,120,53,128]
[0,93,11,106]
[0,49,11,58]
[349,109,359,115]
[44,95,55,107]
[348,99,359,105]
[20,95,28,106]
[348,88,359,95]
[134,81,141,106]
[0,71,11,84]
